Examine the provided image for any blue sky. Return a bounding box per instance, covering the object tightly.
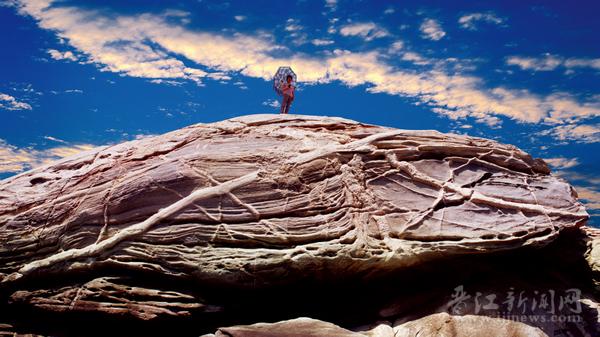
[1,0,599,226]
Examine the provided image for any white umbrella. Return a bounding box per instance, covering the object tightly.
[272,66,297,96]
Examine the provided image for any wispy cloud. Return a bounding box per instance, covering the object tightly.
[458,12,504,30]
[0,139,96,174]
[420,18,446,41]
[9,0,600,143]
[285,18,308,45]
[311,38,334,46]
[324,0,337,11]
[262,99,280,108]
[0,93,32,110]
[49,89,84,94]
[507,53,600,72]
[327,17,338,34]
[339,22,389,41]
[149,79,184,86]
[47,48,77,61]
[538,123,600,143]
[233,81,248,90]
[574,185,600,211]
[285,18,303,32]
[552,170,600,212]
[564,58,600,70]
[400,52,430,65]
[555,171,600,186]
[543,156,580,170]
[44,135,67,144]
[234,15,246,22]
[388,40,404,53]
[11,2,209,85]
[506,54,563,71]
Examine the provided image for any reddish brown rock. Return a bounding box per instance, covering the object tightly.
[0,114,592,335]
[201,314,548,337]
[205,317,365,337]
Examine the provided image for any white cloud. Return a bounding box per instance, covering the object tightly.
[507,53,600,72]
[234,81,248,90]
[384,8,395,15]
[262,99,280,108]
[458,12,504,30]
[45,144,95,158]
[538,123,600,143]
[44,135,67,143]
[234,15,246,21]
[324,0,337,10]
[285,18,308,45]
[285,18,303,32]
[564,58,600,70]
[506,54,563,71]
[555,171,600,186]
[0,0,18,8]
[555,171,600,212]
[13,1,210,85]
[10,0,600,143]
[339,22,389,41]
[400,52,430,65]
[420,18,445,41]
[574,185,600,210]
[0,93,32,110]
[149,79,183,86]
[64,89,83,93]
[0,139,96,174]
[388,40,404,53]
[311,38,334,46]
[47,48,77,61]
[543,157,580,170]
[327,17,339,34]
[475,114,502,128]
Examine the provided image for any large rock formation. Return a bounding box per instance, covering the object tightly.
[0,114,597,336]
[200,314,549,337]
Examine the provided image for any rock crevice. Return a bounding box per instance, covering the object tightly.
[0,114,595,336]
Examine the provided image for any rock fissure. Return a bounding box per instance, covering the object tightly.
[0,114,595,336]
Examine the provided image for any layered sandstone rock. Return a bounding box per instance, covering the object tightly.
[0,114,594,336]
[201,314,548,337]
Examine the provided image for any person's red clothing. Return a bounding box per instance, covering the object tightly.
[282,82,295,97]
[280,93,293,114]
[280,82,295,114]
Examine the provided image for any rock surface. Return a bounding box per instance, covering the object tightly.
[0,114,595,336]
[201,314,548,337]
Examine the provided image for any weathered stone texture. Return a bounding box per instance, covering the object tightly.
[0,114,593,336]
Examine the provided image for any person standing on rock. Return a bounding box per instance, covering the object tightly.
[280,75,295,114]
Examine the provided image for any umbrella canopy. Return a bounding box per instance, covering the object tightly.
[273,66,297,96]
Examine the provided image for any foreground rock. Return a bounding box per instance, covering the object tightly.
[0,114,594,336]
[201,314,548,337]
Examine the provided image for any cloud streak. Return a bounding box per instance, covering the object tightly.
[543,157,579,170]
[339,22,389,41]
[574,185,600,211]
[0,93,32,110]
[507,53,600,72]
[0,139,96,174]
[538,123,600,143]
[458,12,504,30]
[420,19,445,41]
[8,0,600,143]
[47,48,77,61]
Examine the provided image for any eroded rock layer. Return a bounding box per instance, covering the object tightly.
[201,314,549,337]
[0,114,591,335]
